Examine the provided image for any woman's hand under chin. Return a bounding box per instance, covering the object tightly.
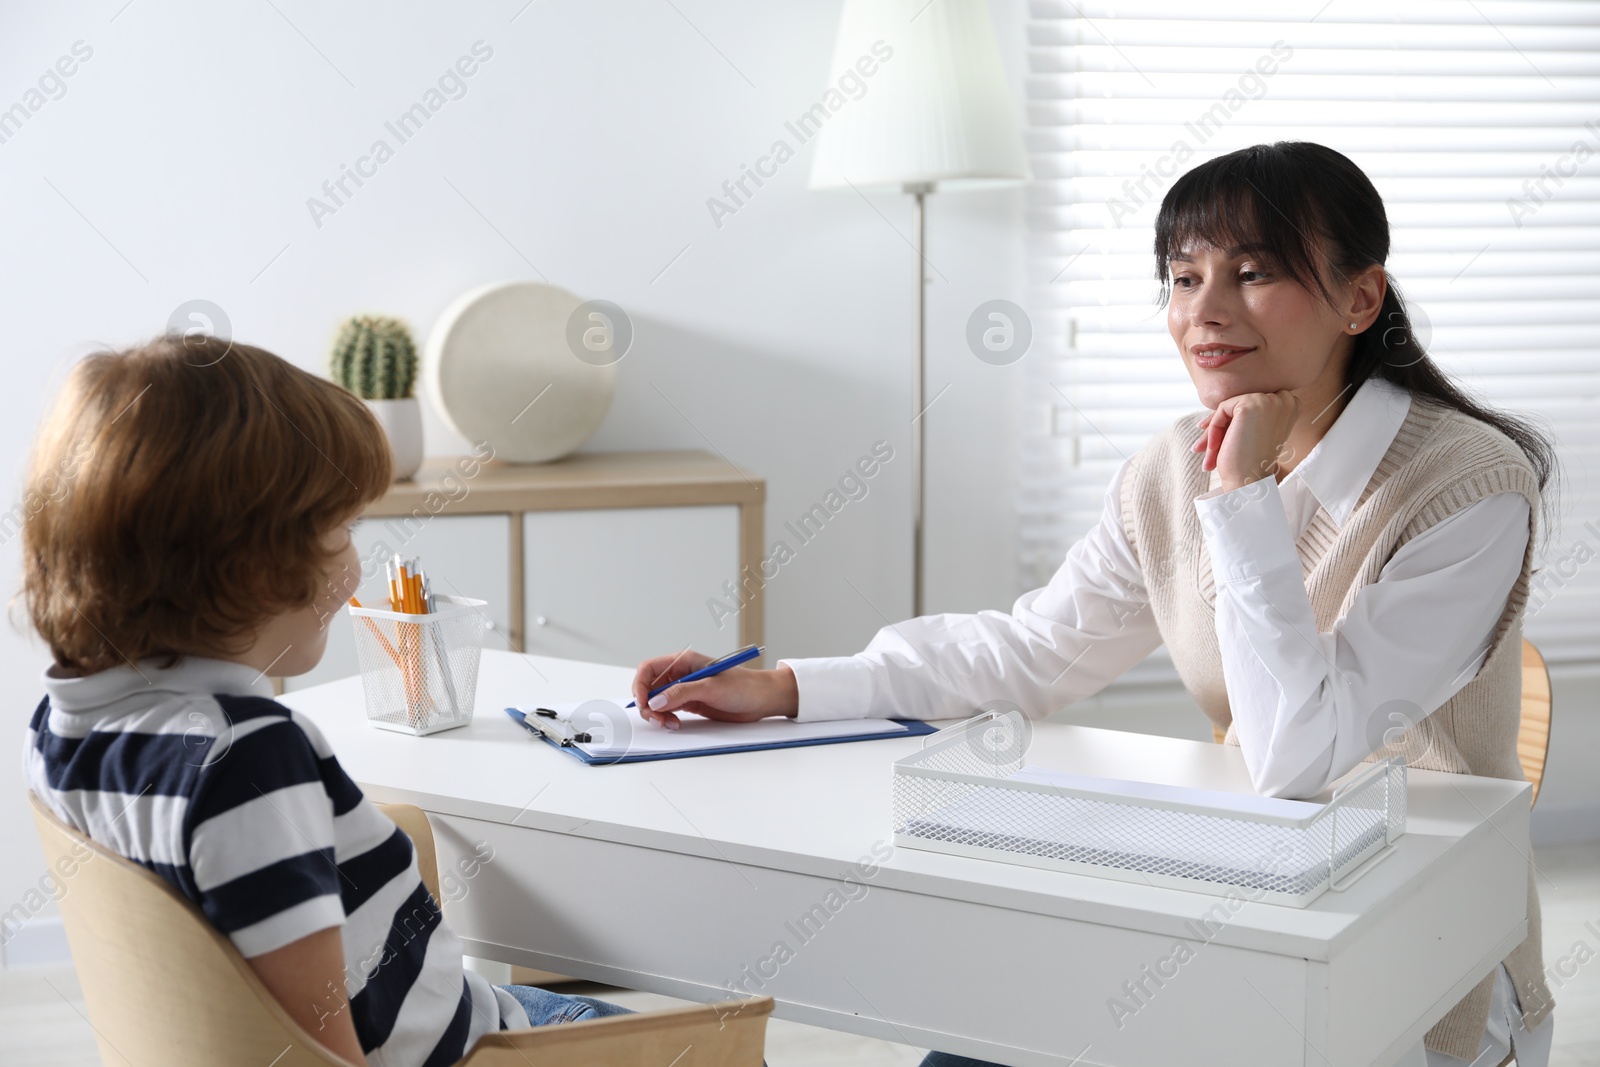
[1192,390,1300,492]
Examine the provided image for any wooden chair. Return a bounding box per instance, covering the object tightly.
[1210,638,1554,806]
[1518,639,1553,806]
[29,793,771,1067]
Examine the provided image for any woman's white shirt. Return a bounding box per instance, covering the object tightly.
[778,377,1531,801]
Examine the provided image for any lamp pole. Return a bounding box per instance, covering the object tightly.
[810,2,1028,619]
[907,181,933,618]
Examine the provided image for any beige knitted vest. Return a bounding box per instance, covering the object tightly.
[1119,395,1552,1059]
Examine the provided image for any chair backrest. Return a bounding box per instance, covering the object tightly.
[30,793,772,1067]
[1518,638,1553,806]
[1209,638,1554,806]
[29,791,356,1067]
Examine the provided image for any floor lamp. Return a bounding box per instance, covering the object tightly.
[810,0,1029,617]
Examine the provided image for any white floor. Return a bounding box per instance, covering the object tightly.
[2,842,1595,1067]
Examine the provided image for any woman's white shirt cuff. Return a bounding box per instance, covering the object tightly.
[1194,476,1301,582]
[778,656,883,722]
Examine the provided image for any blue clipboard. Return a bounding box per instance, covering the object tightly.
[504,706,937,765]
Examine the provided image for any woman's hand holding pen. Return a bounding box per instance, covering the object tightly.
[630,651,799,730]
[1192,390,1300,492]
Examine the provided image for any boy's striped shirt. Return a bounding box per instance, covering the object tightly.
[25,654,527,1067]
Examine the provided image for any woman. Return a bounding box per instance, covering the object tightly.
[630,143,1557,1067]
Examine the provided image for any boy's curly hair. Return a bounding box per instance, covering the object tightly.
[20,334,392,673]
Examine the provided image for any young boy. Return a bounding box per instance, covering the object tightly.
[22,335,627,1066]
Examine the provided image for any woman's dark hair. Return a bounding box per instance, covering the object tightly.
[1151,141,1559,525]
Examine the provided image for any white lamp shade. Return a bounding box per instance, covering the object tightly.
[809,0,1029,191]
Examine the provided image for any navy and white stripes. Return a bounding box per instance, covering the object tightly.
[27,654,525,1066]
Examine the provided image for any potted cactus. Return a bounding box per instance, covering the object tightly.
[329,315,424,480]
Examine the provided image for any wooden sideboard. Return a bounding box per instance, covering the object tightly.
[279,449,765,694]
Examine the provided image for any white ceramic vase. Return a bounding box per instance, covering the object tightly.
[364,397,424,481]
[423,280,618,463]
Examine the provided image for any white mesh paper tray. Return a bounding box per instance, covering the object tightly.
[892,711,1406,908]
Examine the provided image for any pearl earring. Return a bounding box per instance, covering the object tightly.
[1350,322,1358,329]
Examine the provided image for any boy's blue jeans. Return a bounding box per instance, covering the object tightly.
[498,984,633,1026]
[499,984,768,1067]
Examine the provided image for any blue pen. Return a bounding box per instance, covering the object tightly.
[627,644,764,708]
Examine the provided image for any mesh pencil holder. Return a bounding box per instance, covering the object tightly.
[348,595,487,736]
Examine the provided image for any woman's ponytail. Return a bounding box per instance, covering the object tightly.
[1355,275,1557,505]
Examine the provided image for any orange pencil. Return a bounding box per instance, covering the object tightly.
[392,563,409,614]
[403,560,429,717]
[349,598,404,670]
[387,556,403,612]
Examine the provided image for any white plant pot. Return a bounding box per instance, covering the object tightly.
[364,397,424,481]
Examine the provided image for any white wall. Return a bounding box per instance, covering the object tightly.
[0,0,1028,953]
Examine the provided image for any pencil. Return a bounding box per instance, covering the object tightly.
[398,558,427,724]
[388,556,404,613]
[349,598,404,670]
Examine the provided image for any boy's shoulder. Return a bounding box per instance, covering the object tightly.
[205,693,336,757]
[187,694,363,823]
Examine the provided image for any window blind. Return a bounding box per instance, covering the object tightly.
[1023,0,1600,669]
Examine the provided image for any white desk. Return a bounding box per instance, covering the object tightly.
[282,650,1533,1067]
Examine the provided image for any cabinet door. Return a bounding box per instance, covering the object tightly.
[281,513,512,692]
[523,506,739,668]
